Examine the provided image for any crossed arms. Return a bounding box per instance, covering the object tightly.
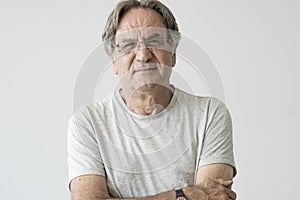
[70,163,236,200]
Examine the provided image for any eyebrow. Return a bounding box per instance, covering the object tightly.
[145,33,162,40]
[117,37,136,43]
[117,32,164,43]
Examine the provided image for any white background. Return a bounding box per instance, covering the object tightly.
[1,0,299,199]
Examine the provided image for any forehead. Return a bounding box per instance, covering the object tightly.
[116,8,166,32]
[115,27,168,42]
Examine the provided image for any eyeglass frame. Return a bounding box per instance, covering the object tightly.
[112,36,172,54]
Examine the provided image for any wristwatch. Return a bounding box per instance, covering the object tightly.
[175,189,187,200]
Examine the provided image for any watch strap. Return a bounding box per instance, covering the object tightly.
[175,189,185,198]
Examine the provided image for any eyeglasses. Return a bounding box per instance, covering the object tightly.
[113,37,170,54]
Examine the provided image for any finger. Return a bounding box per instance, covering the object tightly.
[214,184,236,200]
[226,188,237,200]
[224,180,233,187]
[206,179,219,188]
[215,179,233,188]
[213,178,233,187]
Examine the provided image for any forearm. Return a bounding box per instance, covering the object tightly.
[72,190,176,200]
[71,175,176,200]
[102,190,175,200]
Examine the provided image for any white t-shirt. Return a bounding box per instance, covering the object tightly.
[67,87,236,198]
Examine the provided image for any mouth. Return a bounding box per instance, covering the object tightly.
[134,67,158,73]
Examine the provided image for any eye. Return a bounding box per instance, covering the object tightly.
[147,38,165,48]
[120,41,136,51]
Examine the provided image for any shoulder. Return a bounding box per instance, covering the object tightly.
[69,94,114,124]
[175,88,227,111]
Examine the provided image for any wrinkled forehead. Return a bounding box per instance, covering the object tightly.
[114,27,169,42]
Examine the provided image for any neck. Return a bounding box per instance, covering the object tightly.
[120,84,174,115]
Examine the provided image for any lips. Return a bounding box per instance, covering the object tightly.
[134,67,158,72]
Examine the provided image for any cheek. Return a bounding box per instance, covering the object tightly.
[154,50,174,67]
[113,53,135,74]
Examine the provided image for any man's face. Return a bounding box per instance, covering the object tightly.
[112,8,176,91]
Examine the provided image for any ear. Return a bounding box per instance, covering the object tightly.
[171,53,176,67]
[112,61,118,75]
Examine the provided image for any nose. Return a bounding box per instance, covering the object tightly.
[135,44,152,63]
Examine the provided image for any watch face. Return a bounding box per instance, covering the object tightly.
[176,197,187,200]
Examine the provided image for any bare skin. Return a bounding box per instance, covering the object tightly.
[119,85,173,115]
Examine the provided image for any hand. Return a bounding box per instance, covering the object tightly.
[182,179,236,200]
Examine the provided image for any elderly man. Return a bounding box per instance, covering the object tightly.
[67,0,237,199]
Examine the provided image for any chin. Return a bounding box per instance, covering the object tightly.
[135,83,158,91]
[135,81,171,92]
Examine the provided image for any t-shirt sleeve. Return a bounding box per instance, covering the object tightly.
[67,106,105,187]
[198,98,237,177]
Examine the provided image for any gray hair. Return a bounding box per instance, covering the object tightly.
[102,0,181,56]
